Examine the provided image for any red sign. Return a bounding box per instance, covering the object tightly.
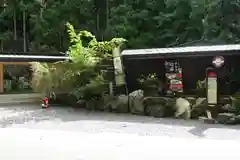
[208,72,217,78]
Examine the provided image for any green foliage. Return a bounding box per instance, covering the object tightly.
[138,73,158,85]
[197,79,206,89]
[1,0,240,51]
[31,22,125,101]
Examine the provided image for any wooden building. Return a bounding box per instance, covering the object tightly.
[0,52,69,93]
[121,44,240,95]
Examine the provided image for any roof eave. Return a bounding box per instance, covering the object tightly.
[0,55,70,62]
[122,50,240,59]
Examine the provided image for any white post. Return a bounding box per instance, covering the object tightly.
[112,47,125,86]
[109,82,113,96]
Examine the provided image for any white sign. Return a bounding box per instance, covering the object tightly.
[212,56,224,68]
[207,75,217,105]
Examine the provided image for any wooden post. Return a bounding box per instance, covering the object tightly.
[0,63,3,93]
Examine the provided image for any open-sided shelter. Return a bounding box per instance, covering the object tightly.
[121,44,240,95]
[0,52,69,93]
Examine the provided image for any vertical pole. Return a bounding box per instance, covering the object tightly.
[13,9,17,52]
[13,10,17,40]
[113,47,125,86]
[106,0,109,32]
[109,82,113,96]
[23,10,26,52]
[0,63,4,93]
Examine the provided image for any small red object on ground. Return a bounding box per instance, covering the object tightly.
[42,97,49,108]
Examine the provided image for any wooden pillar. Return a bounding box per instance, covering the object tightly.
[0,63,3,93]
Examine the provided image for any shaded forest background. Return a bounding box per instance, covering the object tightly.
[0,0,239,53]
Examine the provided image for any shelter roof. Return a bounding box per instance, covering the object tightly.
[121,44,240,59]
[0,52,69,62]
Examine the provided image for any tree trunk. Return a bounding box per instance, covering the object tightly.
[13,9,17,52]
[13,9,17,40]
[23,10,26,52]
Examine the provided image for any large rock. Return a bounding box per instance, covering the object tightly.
[129,90,145,115]
[102,95,129,113]
[215,113,236,124]
[185,97,196,106]
[86,99,104,111]
[231,115,240,124]
[148,104,165,118]
[115,95,129,113]
[230,97,240,115]
[143,97,175,118]
[103,95,117,112]
[174,98,191,119]
[74,99,87,108]
[221,104,235,113]
[191,97,208,119]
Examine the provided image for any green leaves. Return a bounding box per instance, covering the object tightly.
[31,22,125,99]
[1,0,240,51]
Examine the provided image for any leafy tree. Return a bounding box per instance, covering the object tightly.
[1,0,240,51]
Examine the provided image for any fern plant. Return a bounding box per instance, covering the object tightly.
[30,22,125,101]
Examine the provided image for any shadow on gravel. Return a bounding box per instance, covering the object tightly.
[0,105,239,138]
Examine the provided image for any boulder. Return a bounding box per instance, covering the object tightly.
[148,104,166,118]
[191,97,208,119]
[103,95,117,112]
[164,98,176,117]
[185,97,196,106]
[94,98,108,111]
[75,99,87,108]
[102,95,129,113]
[199,117,216,124]
[231,115,240,124]
[215,113,236,124]
[86,99,105,111]
[115,95,129,113]
[143,97,175,118]
[218,114,240,125]
[174,98,191,119]
[129,90,145,115]
[231,97,240,115]
[221,104,235,113]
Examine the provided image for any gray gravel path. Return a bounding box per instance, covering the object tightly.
[0,105,240,160]
[0,104,240,140]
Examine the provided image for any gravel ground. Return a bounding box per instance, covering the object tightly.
[0,104,240,140]
[0,104,240,159]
